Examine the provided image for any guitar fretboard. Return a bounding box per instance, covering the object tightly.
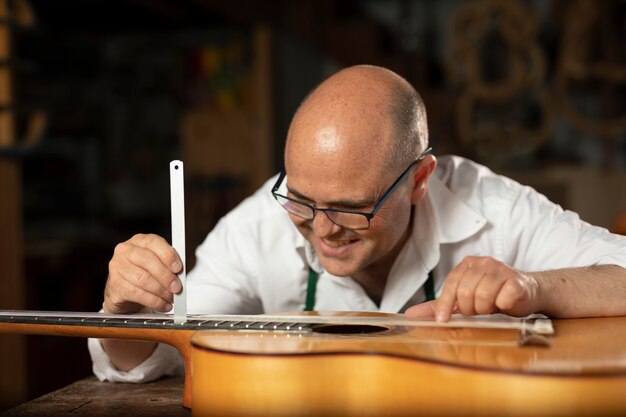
[0,311,314,333]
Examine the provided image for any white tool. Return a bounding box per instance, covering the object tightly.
[170,160,186,324]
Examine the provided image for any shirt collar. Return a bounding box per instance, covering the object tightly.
[295,233,323,273]
[427,174,487,244]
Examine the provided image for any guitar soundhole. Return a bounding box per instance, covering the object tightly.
[312,324,388,334]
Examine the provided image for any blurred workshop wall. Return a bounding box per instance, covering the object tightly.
[0,0,34,408]
[438,0,626,230]
[181,27,273,269]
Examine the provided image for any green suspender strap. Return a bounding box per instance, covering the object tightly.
[304,268,435,312]
[424,270,436,302]
[304,268,319,312]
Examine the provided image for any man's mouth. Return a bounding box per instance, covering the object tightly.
[317,237,359,257]
[323,239,354,247]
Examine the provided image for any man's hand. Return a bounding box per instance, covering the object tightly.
[406,256,542,322]
[104,233,183,314]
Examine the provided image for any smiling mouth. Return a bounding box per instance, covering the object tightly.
[322,239,357,247]
[317,237,360,258]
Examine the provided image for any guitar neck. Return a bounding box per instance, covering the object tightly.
[0,310,314,338]
[0,310,554,335]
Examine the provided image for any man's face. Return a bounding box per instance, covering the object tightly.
[287,181,414,278]
[284,129,415,278]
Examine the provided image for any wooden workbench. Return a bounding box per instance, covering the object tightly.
[1,376,189,417]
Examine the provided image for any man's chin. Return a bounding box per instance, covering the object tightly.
[318,258,359,277]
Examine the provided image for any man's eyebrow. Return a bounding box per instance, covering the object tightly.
[286,186,376,209]
[286,186,314,202]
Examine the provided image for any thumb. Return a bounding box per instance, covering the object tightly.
[404,300,438,318]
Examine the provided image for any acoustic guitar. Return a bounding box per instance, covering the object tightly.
[1,310,625,416]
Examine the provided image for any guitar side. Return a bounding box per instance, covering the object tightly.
[190,316,626,417]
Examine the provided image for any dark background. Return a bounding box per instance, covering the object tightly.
[0,0,625,409]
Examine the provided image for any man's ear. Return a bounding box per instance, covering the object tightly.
[411,155,437,204]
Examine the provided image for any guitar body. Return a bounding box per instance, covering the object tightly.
[190,314,626,417]
[1,310,625,416]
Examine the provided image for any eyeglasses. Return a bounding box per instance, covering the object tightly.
[271,147,432,230]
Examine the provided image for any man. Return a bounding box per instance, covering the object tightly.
[90,65,626,382]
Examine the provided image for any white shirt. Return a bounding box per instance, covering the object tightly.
[88,155,626,382]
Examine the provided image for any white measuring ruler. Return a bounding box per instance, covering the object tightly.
[170,160,187,324]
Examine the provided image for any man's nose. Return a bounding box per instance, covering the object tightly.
[311,211,339,237]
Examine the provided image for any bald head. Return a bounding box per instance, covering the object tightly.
[285,65,429,174]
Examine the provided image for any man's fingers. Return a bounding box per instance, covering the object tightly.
[115,259,174,301]
[473,273,507,315]
[123,242,181,294]
[436,256,539,320]
[105,278,172,313]
[130,234,183,274]
[436,256,528,321]
[134,234,183,293]
[105,234,182,315]
[406,300,460,319]
[494,278,528,312]
[455,268,487,316]
[435,266,463,322]
[405,300,438,318]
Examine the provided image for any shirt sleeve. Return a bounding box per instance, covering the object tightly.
[500,181,626,270]
[88,338,184,383]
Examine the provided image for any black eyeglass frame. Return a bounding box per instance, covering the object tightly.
[271,147,432,230]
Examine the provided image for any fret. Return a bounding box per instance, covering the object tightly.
[187,319,211,326]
